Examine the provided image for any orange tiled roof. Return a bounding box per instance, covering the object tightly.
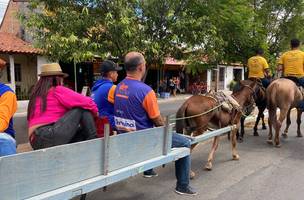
[0,32,40,54]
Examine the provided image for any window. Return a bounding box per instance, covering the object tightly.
[219,67,225,82]
[6,63,22,82]
[6,63,10,82]
[212,70,216,81]
[15,64,22,82]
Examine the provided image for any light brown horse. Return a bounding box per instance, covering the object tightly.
[176,80,257,173]
[266,78,303,147]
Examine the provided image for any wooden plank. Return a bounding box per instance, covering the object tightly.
[108,127,165,171]
[25,148,190,200]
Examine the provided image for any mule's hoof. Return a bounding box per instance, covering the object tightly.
[282,133,288,138]
[232,154,240,160]
[190,170,195,179]
[275,143,281,148]
[262,125,267,130]
[297,133,303,138]
[204,163,212,171]
[253,132,259,136]
[267,140,273,145]
[238,137,243,143]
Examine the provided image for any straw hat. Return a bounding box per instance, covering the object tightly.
[39,63,68,77]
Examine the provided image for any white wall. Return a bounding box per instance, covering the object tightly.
[225,66,234,90]
[218,65,244,91]
[37,56,50,78]
[206,69,211,91]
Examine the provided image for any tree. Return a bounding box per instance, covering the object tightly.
[21,0,304,78]
[253,0,304,71]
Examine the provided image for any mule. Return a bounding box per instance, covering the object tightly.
[176,80,257,174]
[266,78,303,147]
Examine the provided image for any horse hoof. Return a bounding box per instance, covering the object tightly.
[262,125,267,130]
[232,154,240,160]
[253,132,259,136]
[190,170,195,179]
[297,133,303,138]
[275,143,281,148]
[282,133,288,138]
[238,137,243,143]
[204,163,212,171]
[267,140,273,145]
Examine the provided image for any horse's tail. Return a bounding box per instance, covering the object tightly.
[176,102,189,134]
[266,82,279,109]
[266,81,278,125]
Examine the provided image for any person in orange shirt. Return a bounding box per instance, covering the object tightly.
[247,48,270,88]
[278,39,304,87]
[0,58,17,156]
[113,52,197,195]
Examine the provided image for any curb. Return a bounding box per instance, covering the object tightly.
[158,95,192,104]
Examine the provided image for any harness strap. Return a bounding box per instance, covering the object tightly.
[172,103,223,121]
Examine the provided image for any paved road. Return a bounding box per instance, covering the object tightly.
[83,113,304,200]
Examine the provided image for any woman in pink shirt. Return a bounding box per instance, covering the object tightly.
[28,63,98,150]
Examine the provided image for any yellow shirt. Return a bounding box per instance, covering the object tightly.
[278,50,304,77]
[247,56,269,78]
[0,91,17,132]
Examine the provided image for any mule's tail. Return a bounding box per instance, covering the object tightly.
[266,82,278,127]
[266,81,278,110]
[175,102,189,134]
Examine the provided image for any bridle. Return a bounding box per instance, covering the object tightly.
[231,84,257,115]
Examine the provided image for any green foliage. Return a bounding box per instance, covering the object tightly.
[21,0,304,75]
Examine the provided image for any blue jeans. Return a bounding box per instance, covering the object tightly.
[260,78,270,88]
[0,133,16,157]
[298,77,304,87]
[172,133,191,188]
[296,77,304,111]
[145,133,191,188]
[285,76,304,87]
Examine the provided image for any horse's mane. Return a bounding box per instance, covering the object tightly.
[232,79,257,97]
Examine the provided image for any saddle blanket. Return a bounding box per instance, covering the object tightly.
[205,91,241,113]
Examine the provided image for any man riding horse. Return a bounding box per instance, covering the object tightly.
[265,39,304,147]
[247,48,271,88]
[236,48,270,142]
[278,38,304,111]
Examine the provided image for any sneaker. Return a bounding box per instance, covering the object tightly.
[143,170,158,178]
[175,186,198,196]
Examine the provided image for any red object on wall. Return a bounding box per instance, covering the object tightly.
[95,116,112,138]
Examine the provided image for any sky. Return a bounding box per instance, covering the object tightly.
[0,0,9,24]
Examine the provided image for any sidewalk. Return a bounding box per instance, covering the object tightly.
[15,100,28,115]
[157,94,192,104]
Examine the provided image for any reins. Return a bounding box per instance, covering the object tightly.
[171,103,223,122]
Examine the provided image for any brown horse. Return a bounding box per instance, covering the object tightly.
[176,80,257,173]
[237,79,268,142]
[266,78,303,147]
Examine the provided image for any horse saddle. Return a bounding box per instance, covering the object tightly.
[205,91,241,113]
